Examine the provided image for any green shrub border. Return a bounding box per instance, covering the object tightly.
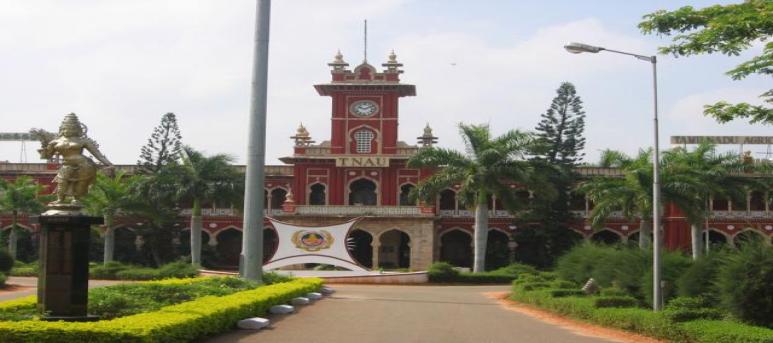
[511,279,773,343]
[0,278,323,342]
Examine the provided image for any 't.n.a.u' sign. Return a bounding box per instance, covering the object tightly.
[335,156,390,167]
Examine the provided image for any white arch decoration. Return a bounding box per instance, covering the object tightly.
[591,228,623,241]
[263,218,368,272]
[733,228,768,245]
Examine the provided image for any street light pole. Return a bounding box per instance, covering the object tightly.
[241,0,271,282]
[564,42,663,311]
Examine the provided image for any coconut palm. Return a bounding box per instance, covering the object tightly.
[83,171,137,264]
[662,143,758,259]
[0,176,47,258]
[580,149,655,248]
[408,124,551,272]
[176,146,243,266]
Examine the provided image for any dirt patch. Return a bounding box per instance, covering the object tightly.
[484,291,663,343]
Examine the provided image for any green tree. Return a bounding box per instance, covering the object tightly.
[83,171,137,264]
[408,124,550,272]
[138,112,183,174]
[176,147,243,266]
[126,166,183,266]
[639,0,773,125]
[661,143,751,259]
[533,82,586,165]
[0,176,46,258]
[580,150,656,248]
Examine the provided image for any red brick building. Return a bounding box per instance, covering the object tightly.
[2,52,771,270]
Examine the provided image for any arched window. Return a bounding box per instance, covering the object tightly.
[399,184,416,206]
[270,188,287,209]
[309,183,326,205]
[354,129,375,153]
[349,179,377,205]
[439,189,456,211]
[750,191,765,211]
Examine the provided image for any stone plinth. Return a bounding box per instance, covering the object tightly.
[35,213,102,321]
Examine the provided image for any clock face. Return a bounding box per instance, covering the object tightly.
[350,100,379,117]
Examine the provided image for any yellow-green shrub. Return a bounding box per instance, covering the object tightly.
[0,278,323,342]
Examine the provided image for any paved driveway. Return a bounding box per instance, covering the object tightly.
[208,284,616,343]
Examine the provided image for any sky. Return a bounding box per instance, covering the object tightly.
[0,0,770,165]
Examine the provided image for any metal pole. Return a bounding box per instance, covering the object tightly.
[240,0,271,282]
[651,56,662,311]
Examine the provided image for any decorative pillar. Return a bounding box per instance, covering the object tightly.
[36,214,102,321]
[371,242,380,270]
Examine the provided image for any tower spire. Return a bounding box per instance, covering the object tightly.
[363,19,368,62]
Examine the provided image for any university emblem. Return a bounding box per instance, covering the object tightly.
[291,230,334,252]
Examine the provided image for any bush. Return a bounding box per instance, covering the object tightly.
[489,263,538,276]
[427,262,460,282]
[90,261,131,279]
[593,296,638,308]
[676,252,725,301]
[551,280,577,289]
[0,250,13,273]
[555,243,649,298]
[156,261,199,279]
[91,261,199,281]
[662,297,723,323]
[642,249,691,307]
[716,243,773,328]
[600,287,629,297]
[0,273,5,288]
[455,273,514,284]
[115,268,159,280]
[0,278,323,342]
[550,289,585,298]
[521,282,552,291]
[680,320,773,343]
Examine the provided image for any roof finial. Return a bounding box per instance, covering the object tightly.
[363,19,368,63]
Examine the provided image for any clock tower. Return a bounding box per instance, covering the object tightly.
[314,50,416,155]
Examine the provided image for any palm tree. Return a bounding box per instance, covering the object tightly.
[408,124,549,272]
[662,143,756,259]
[581,150,655,248]
[0,176,46,258]
[83,171,136,264]
[176,146,242,266]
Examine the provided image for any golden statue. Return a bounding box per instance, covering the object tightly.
[31,113,113,210]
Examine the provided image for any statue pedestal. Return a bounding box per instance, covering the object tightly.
[35,212,102,321]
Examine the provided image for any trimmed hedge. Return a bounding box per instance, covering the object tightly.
[427,262,534,284]
[511,274,773,343]
[593,296,638,308]
[0,277,323,342]
[90,261,199,281]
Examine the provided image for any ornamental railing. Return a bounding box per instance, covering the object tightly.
[291,205,432,217]
[711,211,772,220]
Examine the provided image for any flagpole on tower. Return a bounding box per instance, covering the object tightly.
[363,19,368,62]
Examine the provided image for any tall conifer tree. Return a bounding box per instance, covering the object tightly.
[515,82,587,267]
[534,82,586,165]
[138,113,183,174]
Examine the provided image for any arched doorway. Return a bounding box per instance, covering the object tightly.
[707,230,728,246]
[349,179,377,205]
[270,188,287,209]
[591,230,621,245]
[399,184,416,206]
[440,229,472,268]
[486,229,510,270]
[347,229,373,268]
[379,230,410,269]
[263,228,278,263]
[216,228,242,268]
[309,183,326,205]
[734,229,766,247]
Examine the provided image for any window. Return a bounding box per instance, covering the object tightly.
[309,184,326,205]
[399,184,416,206]
[354,129,375,153]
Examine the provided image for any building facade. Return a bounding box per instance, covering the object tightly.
[1,52,772,270]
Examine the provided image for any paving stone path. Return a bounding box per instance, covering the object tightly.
[208,284,618,343]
